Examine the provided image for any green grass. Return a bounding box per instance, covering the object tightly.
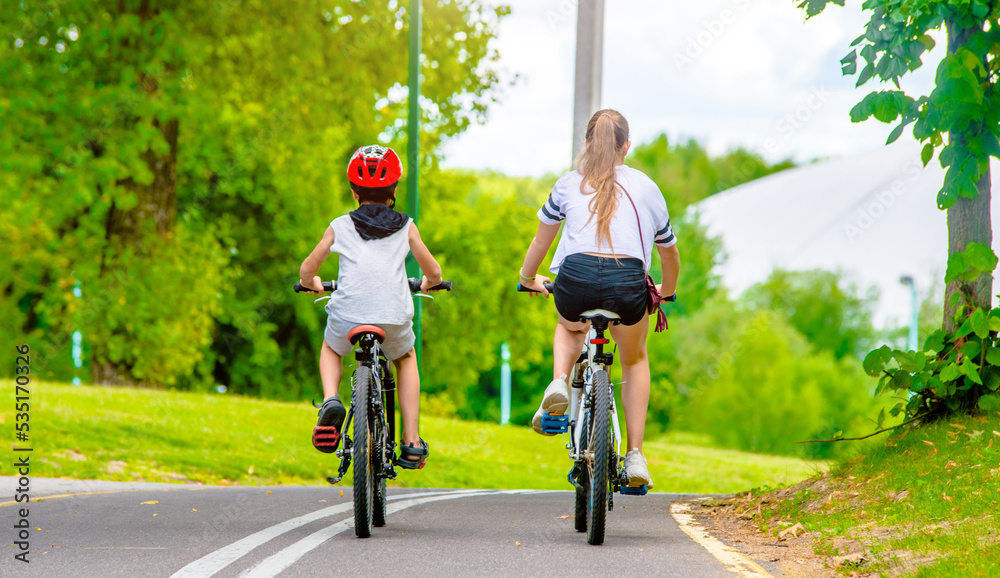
[729,412,1000,576]
[4,381,822,493]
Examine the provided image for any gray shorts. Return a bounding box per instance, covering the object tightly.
[324,314,415,361]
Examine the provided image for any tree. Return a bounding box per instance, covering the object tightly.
[799,0,996,331]
[627,134,795,215]
[744,269,878,360]
[1,1,507,389]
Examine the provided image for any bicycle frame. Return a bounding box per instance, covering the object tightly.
[567,326,622,464]
[330,337,397,486]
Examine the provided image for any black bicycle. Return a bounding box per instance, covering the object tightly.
[294,277,450,538]
[519,282,646,545]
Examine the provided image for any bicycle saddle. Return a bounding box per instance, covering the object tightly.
[348,325,386,345]
[579,309,621,322]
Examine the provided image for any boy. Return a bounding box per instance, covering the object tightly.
[298,144,443,469]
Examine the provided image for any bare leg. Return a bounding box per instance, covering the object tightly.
[393,348,420,447]
[554,314,589,380]
[319,340,343,401]
[608,313,650,453]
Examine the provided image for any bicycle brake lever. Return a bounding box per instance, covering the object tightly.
[412,293,435,300]
[313,295,332,304]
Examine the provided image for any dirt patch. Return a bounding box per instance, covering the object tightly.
[687,482,947,577]
[687,498,836,577]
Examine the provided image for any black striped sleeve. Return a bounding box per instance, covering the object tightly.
[654,219,676,247]
[537,194,565,224]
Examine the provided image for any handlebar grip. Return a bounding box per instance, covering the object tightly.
[408,278,453,292]
[517,282,554,293]
[294,281,336,293]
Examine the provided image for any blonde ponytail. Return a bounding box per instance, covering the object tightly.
[574,109,630,253]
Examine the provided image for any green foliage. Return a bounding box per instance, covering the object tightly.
[672,309,879,459]
[627,134,794,215]
[1,1,507,392]
[863,244,1000,420]
[800,0,1000,210]
[744,269,878,360]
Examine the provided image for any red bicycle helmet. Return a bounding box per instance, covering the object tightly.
[347,145,402,187]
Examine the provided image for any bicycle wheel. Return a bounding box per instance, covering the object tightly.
[587,369,610,545]
[574,410,590,533]
[352,366,374,538]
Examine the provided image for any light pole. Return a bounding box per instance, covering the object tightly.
[899,276,919,351]
[572,0,605,160]
[407,0,422,369]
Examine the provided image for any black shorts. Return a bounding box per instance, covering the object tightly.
[553,253,649,326]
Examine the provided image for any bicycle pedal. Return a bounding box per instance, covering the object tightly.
[326,475,342,485]
[540,413,569,434]
[312,426,341,453]
[619,485,648,496]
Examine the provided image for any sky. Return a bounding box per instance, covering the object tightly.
[440,0,942,177]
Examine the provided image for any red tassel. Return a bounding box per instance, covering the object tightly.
[654,307,668,332]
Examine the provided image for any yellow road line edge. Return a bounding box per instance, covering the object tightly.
[670,502,772,578]
[0,486,208,508]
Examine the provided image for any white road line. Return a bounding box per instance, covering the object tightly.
[670,503,772,578]
[171,490,468,578]
[241,490,529,578]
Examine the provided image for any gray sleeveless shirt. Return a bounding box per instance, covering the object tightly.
[325,215,414,325]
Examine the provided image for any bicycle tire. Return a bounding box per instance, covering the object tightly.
[587,369,610,545]
[352,366,374,538]
[574,411,590,533]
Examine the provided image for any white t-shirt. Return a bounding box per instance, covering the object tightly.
[538,165,676,274]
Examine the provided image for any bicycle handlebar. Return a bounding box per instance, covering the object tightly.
[517,282,554,293]
[294,279,452,294]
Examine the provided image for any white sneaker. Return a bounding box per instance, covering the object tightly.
[531,375,569,435]
[541,375,569,414]
[623,449,653,488]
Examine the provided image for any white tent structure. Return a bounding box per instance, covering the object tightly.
[695,143,1000,326]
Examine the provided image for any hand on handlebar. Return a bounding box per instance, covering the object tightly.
[300,276,324,294]
[521,275,552,297]
[420,275,446,293]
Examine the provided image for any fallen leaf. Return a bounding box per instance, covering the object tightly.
[266,491,272,495]
[967,430,984,440]
[35,527,40,531]
[153,513,157,517]
[946,461,958,469]
[923,440,935,446]
[340,490,344,498]
[942,493,953,502]
[141,501,159,505]
[779,523,805,540]
[558,515,572,519]
[950,423,966,430]
[994,431,1000,437]
[191,509,197,512]
[515,541,521,547]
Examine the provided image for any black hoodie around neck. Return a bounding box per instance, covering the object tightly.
[349,203,410,240]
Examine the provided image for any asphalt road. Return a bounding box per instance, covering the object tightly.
[1,479,744,577]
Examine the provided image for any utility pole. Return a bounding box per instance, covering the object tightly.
[572,0,605,160]
[407,0,422,370]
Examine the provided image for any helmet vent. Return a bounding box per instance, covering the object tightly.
[380,167,387,179]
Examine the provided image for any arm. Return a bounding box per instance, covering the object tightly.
[408,222,444,291]
[519,221,561,296]
[299,226,336,292]
[656,243,680,298]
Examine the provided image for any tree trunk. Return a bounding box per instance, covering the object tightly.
[943,22,994,332]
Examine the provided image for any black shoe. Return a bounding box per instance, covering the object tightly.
[312,396,346,453]
[316,396,346,429]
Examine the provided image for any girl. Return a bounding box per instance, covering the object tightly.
[518,109,680,487]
